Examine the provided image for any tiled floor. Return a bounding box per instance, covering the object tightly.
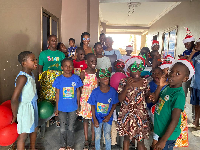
[1,96,200,150]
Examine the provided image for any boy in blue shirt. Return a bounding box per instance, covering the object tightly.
[68,38,77,59]
[88,68,119,150]
[53,58,83,150]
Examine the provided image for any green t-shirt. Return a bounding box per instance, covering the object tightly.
[39,49,65,71]
[154,85,185,140]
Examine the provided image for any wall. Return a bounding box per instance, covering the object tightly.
[0,0,62,103]
[61,0,99,48]
[148,1,200,58]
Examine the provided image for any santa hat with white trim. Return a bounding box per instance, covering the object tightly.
[171,59,195,80]
[125,56,145,76]
[160,55,175,69]
[151,40,159,47]
[183,28,195,44]
[126,45,133,51]
[196,38,200,43]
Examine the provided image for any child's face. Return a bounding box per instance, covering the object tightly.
[152,45,159,51]
[152,68,163,83]
[77,50,85,61]
[168,64,188,88]
[48,36,57,49]
[114,61,125,72]
[83,35,90,46]
[24,54,37,70]
[163,67,169,76]
[126,50,132,56]
[128,64,142,79]
[99,35,106,44]
[69,40,75,47]
[95,44,103,55]
[59,43,67,53]
[98,69,110,85]
[86,56,97,69]
[195,42,200,51]
[185,42,193,50]
[61,60,73,74]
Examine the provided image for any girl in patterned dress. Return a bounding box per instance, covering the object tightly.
[79,53,97,149]
[11,51,38,150]
[117,56,150,150]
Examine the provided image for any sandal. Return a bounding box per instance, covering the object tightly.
[66,146,74,150]
[188,123,196,128]
[90,141,95,150]
[84,140,89,149]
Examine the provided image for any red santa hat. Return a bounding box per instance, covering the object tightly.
[171,59,195,80]
[160,55,175,69]
[183,28,195,43]
[196,38,200,43]
[126,45,133,51]
[152,40,159,47]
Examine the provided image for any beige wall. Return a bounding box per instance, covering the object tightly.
[0,0,62,103]
[148,1,200,58]
[61,0,99,48]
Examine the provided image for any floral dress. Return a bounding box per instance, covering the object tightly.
[117,78,150,141]
[79,71,97,119]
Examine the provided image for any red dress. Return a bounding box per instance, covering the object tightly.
[72,60,87,76]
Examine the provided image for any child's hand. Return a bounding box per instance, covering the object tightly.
[54,110,59,116]
[153,139,166,150]
[76,107,81,115]
[103,115,111,123]
[94,119,99,128]
[159,75,168,87]
[11,116,17,124]
[125,77,134,89]
[149,93,156,102]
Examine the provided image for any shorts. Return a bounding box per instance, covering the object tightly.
[190,88,200,105]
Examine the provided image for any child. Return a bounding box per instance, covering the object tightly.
[94,42,112,73]
[11,51,38,150]
[57,42,68,57]
[88,69,119,150]
[53,58,83,150]
[117,56,150,150]
[150,50,162,68]
[72,47,87,76]
[79,53,98,149]
[139,47,151,67]
[38,35,65,102]
[80,32,94,55]
[187,39,200,130]
[104,37,122,72]
[151,40,160,51]
[150,59,194,150]
[68,38,77,59]
[147,67,166,149]
[122,45,133,63]
[99,33,107,50]
[113,59,125,75]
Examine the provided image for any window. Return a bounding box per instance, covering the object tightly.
[41,8,59,51]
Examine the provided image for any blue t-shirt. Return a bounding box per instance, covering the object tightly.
[87,86,119,125]
[147,80,166,109]
[104,49,122,60]
[182,49,200,59]
[52,74,83,112]
[191,54,200,90]
[68,46,77,57]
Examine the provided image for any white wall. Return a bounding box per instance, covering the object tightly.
[148,1,200,58]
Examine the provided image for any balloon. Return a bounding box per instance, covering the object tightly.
[1,100,11,110]
[38,101,54,119]
[110,72,127,91]
[0,106,13,129]
[0,123,18,146]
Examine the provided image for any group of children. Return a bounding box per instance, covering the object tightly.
[10,31,200,150]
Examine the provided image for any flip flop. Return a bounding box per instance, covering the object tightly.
[192,130,200,137]
[188,123,196,128]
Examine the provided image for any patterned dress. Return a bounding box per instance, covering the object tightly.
[79,71,97,119]
[117,78,150,141]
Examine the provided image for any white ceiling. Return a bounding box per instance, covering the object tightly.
[99,2,181,34]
